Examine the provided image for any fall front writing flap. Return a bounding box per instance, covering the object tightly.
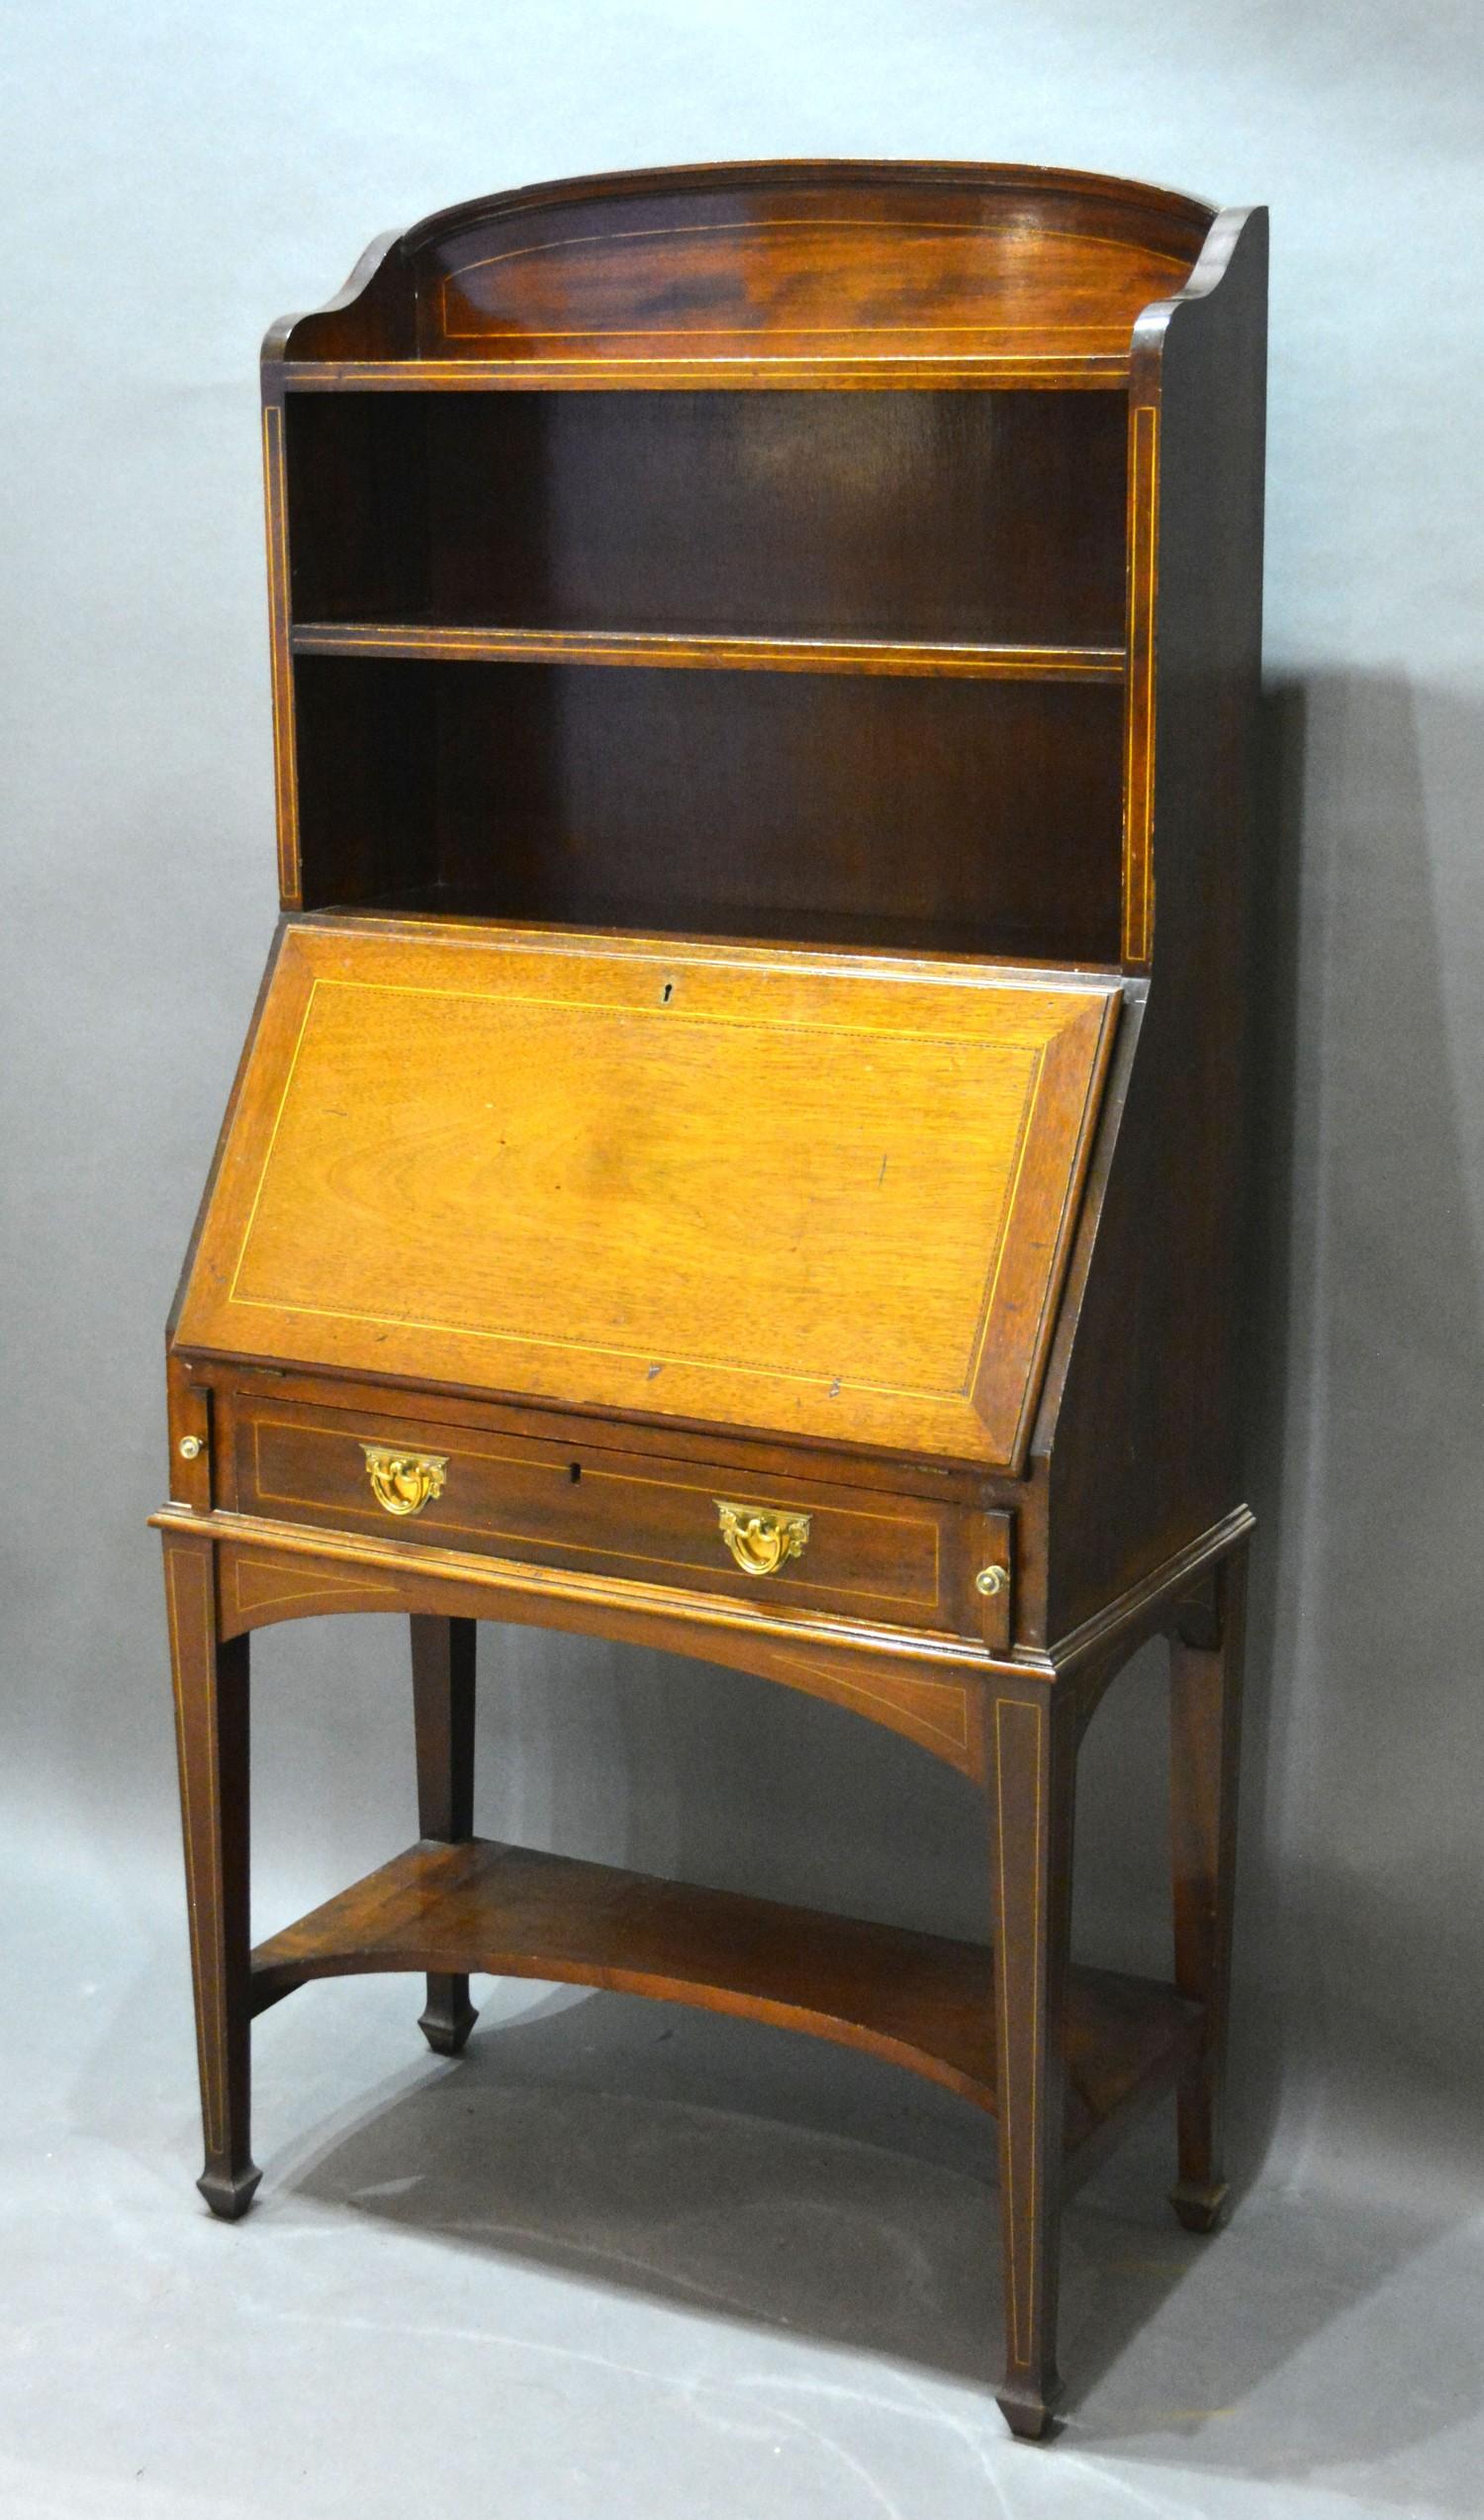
[174,919,1119,1469]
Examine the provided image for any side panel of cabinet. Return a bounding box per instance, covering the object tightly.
[1038,214,1267,1638]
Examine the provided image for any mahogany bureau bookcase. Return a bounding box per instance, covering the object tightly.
[154,160,1267,2441]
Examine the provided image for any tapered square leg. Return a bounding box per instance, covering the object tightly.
[412,1613,479,2056]
[1168,1543,1248,2233]
[163,1532,259,2220]
[987,1684,1076,2441]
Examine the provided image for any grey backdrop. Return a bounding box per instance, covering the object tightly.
[3,3,1483,2501]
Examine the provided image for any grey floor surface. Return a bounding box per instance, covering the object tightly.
[2,1840,1481,2520]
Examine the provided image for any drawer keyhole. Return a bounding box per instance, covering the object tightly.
[569,1461,582,1484]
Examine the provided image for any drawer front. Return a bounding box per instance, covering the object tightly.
[228,1396,974,1633]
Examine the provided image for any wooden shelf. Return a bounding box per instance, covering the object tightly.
[250,1837,1200,2154]
[290,622,1126,682]
[272,353,1133,394]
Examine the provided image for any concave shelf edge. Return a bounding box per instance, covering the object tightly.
[249,1837,1201,2154]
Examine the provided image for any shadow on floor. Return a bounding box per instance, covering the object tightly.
[237,1971,1479,2495]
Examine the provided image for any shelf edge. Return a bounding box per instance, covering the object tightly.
[289,622,1128,680]
[268,355,1133,394]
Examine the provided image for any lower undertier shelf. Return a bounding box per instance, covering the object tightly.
[251,1839,1200,2157]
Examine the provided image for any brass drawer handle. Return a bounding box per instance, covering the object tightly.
[974,1563,1010,1599]
[714,1500,811,1578]
[361,1444,447,1518]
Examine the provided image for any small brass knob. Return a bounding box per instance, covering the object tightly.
[974,1563,1009,1598]
[178,1436,203,1460]
[361,1444,447,1517]
[714,1500,811,1578]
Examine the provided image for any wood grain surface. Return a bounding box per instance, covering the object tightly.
[175,921,1118,1466]
[249,1834,1202,2151]
[264,160,1213,387]
[230,1389,967,1629]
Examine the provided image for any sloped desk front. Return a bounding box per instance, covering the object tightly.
[175,918,1118,1472]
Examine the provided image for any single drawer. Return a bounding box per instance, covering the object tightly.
[227,1393,990,1634]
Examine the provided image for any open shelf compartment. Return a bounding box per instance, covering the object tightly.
[251,1836,1202,2154]
[292,656,1128,963]
[283,389,1130,654]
